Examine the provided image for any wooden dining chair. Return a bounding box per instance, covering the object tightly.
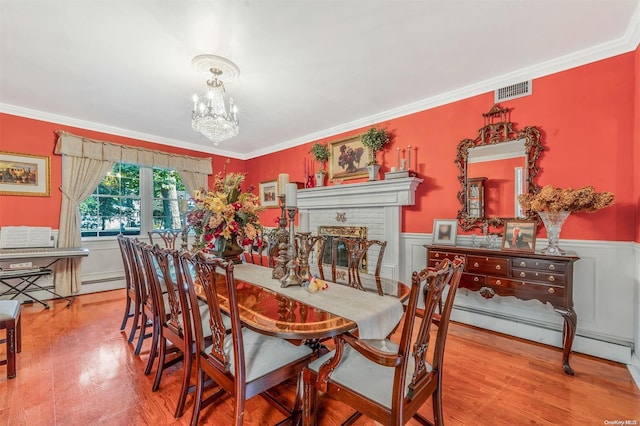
[117,234,141,343]
[139,245,218,418]
[302,257,465,426]
[148,229,181,249]
[179,251,316,425]
[0,300,21,379]
[318,237,387,295]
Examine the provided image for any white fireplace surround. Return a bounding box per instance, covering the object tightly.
[297,177,422,280]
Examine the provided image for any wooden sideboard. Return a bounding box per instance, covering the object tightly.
[424,244,580,375]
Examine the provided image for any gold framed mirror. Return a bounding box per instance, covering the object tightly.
[455,105,544,231]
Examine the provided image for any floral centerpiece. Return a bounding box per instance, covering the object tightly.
[187,172,264,256]
[518,185,614,255]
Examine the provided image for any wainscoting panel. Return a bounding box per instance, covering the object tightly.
[401,233,637,365]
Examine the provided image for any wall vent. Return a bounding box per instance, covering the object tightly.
[495,80,532,102]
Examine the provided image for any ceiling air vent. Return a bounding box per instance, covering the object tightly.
[494,80,532,102]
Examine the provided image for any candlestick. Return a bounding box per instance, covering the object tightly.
[272,194,289,280]
[281,207,304,287]
[179,198,188,214]
[285,183,298,207]
[278,173,289,193]
[295,233,321,282]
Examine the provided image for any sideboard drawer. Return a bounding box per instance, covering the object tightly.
[512,258,566,273]
[512,268,566,285]
[467,255,509,277]
[430,251,461,262]
[488,276,565,299]
[460,272,486,290]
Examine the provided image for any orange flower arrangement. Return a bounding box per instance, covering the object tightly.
[518,185,614,214]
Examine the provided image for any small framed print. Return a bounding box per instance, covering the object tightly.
[502,220,537,253]
[259,180,278,208]
[0,151,50,197]
[433,219,458,245]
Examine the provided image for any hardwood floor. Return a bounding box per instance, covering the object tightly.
[1,289,638,425]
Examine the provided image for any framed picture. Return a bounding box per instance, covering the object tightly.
[502,220,537,252]
[258,180,278,208]
[329,134,370,180]
[0,151,50,197]
[433,219,458,245]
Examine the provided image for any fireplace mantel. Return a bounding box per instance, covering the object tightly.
[297,177,422,209]
[297,177,422,280]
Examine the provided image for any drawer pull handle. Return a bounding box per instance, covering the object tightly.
[473,277,480,282]
[548,276,555,282]
[519,261,526,267]
[548,264,556,271]
[495,280,502,285]
[474,262,480,268]
[495,265,501,270]
[435,253,440,258]
[548,288,555,294]
[519,272,526,278]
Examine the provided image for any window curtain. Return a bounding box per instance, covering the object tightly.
[54,131,212,294]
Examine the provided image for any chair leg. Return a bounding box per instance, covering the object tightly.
[190,369,206,426]
[152,335,167,391]
[6,322,16,379]
[144,318,160,375]
[175,346,192,418]
[120,294,133,331]
[234,389,246,425]
[432,386,444,426]
[16,316,21,353]
[128,299,141,344]
[135,311,150,355]
[302,369,317,426]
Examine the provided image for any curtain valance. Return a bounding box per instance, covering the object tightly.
[54,131,213,175]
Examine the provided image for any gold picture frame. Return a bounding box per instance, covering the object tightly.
[502,220,537,253]
[0,151,50,197]
[329,134,370,180]
[259,180,278,208]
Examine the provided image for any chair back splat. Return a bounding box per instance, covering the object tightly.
[179,251,315,425]
[302,257,465,426]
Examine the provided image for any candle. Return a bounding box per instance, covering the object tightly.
[278,173,289,193]
[407,145,411,171]
[285,183,298,207]
[299,210,310,232]
[397,147,401,169]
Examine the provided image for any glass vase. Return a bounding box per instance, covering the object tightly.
[538,211,571,255]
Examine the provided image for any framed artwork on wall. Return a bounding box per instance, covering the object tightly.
[502,220,537,252]
[433,219,458,245]
[259,180,278,208]
[0,151,50,197]
[329,134,370,180]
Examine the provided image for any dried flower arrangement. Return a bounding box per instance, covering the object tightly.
[518,185,614,213]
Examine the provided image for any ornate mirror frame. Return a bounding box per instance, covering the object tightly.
[455,105,544,231]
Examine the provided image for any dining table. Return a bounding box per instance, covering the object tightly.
[198,262,411,344]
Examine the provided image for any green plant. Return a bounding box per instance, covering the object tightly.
[310,142,330,172]
[361,127,390,165]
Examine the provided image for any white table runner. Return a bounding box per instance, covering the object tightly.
[233,263,404,340]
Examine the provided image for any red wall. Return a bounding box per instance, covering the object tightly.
[0,114,237,228]
[1,49,637,242]
[246,52,637,242]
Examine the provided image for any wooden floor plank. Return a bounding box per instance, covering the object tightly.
[0,289,638,425]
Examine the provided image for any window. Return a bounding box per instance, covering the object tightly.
[80,163,191,237]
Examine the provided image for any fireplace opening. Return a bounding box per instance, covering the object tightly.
[317,226,368,273]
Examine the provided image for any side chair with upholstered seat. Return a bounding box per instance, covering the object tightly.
[117,234,141,343]
[0,300,21,379]
[302,257,465,426]
[179,251,317,425]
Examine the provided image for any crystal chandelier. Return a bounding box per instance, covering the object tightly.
[191,55,240,145]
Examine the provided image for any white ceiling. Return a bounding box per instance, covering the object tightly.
[1,1,639,159]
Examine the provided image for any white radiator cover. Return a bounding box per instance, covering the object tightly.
[297,177,422,280]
